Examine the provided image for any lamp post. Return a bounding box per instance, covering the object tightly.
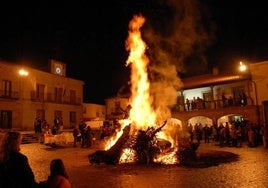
[18,68,29,130]
[18,69,29,100]
[239,61,260,125]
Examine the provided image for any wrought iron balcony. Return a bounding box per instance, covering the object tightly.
[0,90,19,100]
[30,91,81,105]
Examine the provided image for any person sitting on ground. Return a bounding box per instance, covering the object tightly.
[0,131,39,188]
[44,158,71,188]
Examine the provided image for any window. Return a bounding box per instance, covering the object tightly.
[70,89,76,104]
[36,84,45,100]
[2,80,11,97]
[70,111,76,123]
[55,87,63,103]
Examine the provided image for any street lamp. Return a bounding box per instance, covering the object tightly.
[18,69,29,100]
[239,61,260,125]
[239,61,247,72]
[19,69,29,76]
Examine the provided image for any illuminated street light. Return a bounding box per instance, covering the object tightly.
[238,61,260,125]
[19,69,29,76]
[18,69,29,100]
[239,61,247,72]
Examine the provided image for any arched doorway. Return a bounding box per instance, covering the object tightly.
[217,114,245,126]
[187,116,212,127]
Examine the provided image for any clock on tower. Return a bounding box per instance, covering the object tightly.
[50,59,66,76]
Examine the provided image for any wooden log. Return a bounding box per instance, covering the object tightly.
[88,124,131,165]
[88,120,168,165]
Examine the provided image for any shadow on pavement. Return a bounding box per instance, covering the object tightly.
[182,149,240,168]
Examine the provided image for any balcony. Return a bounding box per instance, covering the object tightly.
[30,91,81,105]
[0,90,19,100]
[171,97,259,125]
[173,97,249,112]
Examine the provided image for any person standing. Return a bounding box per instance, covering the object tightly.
[185,98,190,111]
[260,123,268,149]
[34,117,42,134]
[203,124,210,143]
[37,117,42,133]
[0,131,39,188]
[222,92,227,107]
[72,126,80,147]
[53,116,59,135]
[248,124,255,147]
[78,119,86,147]
[84,126,93,148]
[34,117,38,133]
[44,158,71,188]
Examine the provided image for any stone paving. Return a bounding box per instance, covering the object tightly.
[21,141,268,188]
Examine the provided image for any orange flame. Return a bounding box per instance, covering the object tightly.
[125,14,156,129]
[105,14,181,165]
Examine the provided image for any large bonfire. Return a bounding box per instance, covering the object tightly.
[89,14,198,165]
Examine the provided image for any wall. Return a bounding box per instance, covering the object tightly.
[0,61,84,130]
[83,103,106,121]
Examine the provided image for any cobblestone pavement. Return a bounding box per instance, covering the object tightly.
[21,141,268,188]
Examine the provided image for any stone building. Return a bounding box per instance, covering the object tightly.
[172,61,268,128]
[0,59,84,131]
[105,61,268,129]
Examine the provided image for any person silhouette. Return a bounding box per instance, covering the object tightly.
[44,158,71,188]
[0,131,39,188]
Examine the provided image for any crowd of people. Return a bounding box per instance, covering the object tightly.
[72,119,120,148]
[187,120,268,149]
[1,118,268,188]
[184,92,248,111]
[34,116,63,135]
[0,130,71,188]
[72,119,94,148]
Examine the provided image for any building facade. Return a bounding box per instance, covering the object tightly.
[82,103,106,121]
[105,61,268,129]
[105,95,130,120]
[0,60,84,131]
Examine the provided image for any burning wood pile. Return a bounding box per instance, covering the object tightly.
[88,120,199,165]
[88,14,199,166]
[88,121,166,165]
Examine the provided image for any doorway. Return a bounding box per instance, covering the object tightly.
[0,110,12,129]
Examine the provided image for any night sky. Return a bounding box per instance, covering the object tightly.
[0,1,267,104]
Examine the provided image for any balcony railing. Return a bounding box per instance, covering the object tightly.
[30,91,81,105]
[0,90,82,105]
[0,90,19,100]
[173,97,250,112]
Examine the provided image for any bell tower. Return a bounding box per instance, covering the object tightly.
[49,59,66,77]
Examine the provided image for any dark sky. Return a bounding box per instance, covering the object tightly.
[0,1,268,104]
